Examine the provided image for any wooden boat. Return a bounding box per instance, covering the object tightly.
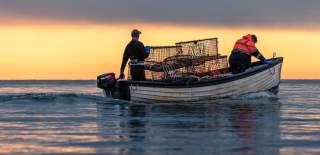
[97,38,283,103]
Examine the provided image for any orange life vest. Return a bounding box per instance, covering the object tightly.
[233,34,257,55]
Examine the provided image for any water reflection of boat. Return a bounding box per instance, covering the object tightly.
[97,38,283,103]
[95,99,281,155]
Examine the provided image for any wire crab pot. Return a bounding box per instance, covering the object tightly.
[128,38,228,81]
[147,46,183,62]
[175,38,219,56]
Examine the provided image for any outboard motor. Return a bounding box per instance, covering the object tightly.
[97,73,131,101]
[97,73,117,97]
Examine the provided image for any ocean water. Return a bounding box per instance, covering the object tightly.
[0,80,319,155]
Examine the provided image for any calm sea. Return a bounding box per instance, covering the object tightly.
[0,80,319,155]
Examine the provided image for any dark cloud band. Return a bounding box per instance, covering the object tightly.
[0,0,319,27]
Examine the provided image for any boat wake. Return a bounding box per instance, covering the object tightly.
[0,91,278,105]
[231,91,278,100]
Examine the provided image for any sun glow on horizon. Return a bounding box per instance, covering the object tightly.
[0,23,319,80]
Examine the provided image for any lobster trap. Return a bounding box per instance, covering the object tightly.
[128,38,228,81]
[176,38,219,56]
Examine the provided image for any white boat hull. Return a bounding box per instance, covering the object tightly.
[129,63,282,103]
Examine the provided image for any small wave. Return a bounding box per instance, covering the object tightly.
[231,91,279,100]
[0,93,109,103]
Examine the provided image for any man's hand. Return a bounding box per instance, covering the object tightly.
[118,72,125,79]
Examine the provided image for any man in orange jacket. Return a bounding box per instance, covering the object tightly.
[229,34,272,74]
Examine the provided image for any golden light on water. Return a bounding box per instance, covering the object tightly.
[0,23,318,79]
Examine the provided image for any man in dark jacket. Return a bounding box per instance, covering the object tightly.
[119,29,149,80]
[229,34,272,74]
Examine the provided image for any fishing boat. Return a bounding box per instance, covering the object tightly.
[97,38,283,103]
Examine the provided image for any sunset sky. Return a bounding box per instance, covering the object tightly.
[0,0,319,79]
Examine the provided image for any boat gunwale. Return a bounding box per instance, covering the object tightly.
[126,57,283,88]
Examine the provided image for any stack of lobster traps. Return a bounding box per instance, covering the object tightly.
[129,38,229,81]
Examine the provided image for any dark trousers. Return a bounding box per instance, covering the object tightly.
[130,65,146,81]
[229,51,251,74]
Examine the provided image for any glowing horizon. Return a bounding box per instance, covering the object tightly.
[0,23,319,80]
